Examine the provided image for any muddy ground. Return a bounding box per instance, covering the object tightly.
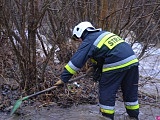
[0,76,160,120]
[1,100,160,120]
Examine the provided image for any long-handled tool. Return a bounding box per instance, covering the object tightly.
[10,74,86,115]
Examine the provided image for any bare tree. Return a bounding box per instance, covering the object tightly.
[0,0,49,92]
[0,0,159,94]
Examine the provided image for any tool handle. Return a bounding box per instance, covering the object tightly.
[27,74,86,99]
[68,74,86,83]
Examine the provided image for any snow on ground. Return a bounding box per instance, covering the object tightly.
[128,41,160,98]
[132,43,160,78]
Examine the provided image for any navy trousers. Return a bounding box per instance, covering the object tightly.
[99,66,139,120]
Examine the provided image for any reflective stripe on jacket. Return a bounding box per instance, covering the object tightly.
[61,31,139,82]
[93,31,138,72]
[102,55,138,72]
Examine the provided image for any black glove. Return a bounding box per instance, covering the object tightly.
[92,67,102,82]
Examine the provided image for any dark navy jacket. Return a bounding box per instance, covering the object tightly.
[61,31,139,83]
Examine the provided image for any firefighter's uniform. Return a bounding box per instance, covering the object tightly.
[60,30,139,120]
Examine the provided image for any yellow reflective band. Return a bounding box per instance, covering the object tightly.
[65,64,76,74]
[97,33,115,48]
[104,36,124,49]
[125,104,140,110]
[102,59,138,72]
[91,58,97,64]
[100,108,115,114]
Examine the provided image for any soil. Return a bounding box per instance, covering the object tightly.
[1,101,160,120]
[0,76,160,120]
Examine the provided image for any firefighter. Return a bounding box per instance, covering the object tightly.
[54,21,140,120]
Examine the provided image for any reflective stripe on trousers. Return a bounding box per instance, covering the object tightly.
[99,103,115,114]
[125,100,140,110]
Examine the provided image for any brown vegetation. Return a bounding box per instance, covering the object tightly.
[0,0,159,113]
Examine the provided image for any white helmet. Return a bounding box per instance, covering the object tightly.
[72,21,100,38]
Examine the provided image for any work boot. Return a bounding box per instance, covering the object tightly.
[125,115,139,120]
[101,113,114,120]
